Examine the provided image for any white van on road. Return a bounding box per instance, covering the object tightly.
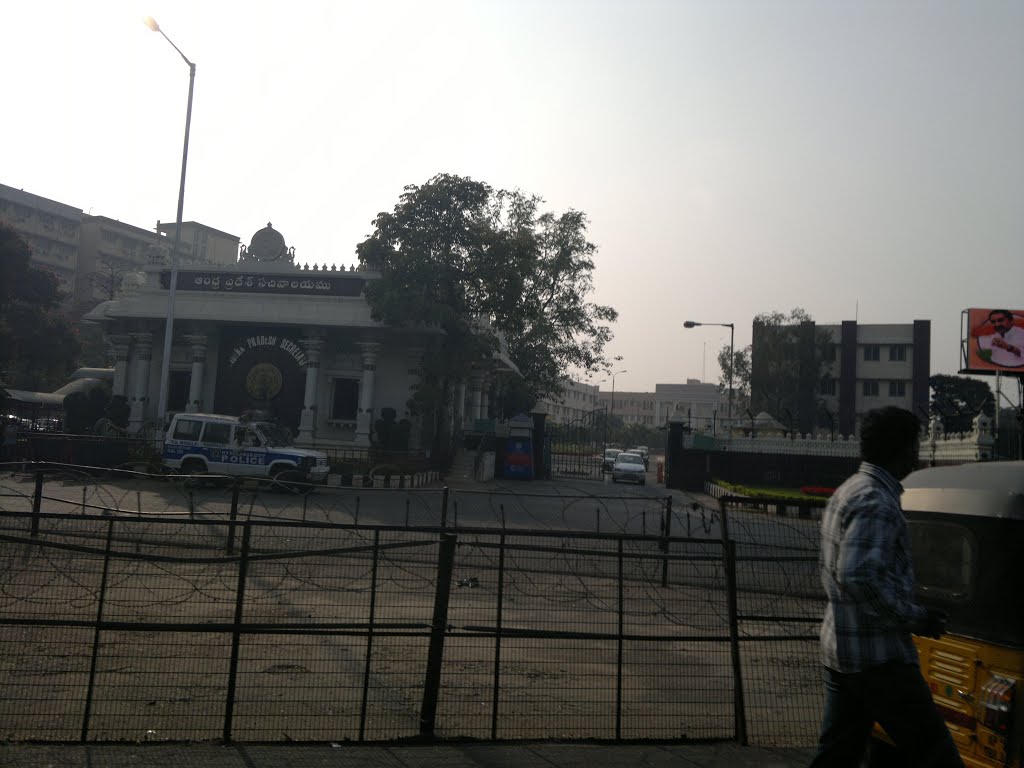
[162,413,329,486]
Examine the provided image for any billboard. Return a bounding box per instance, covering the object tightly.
[962,308,1024,373]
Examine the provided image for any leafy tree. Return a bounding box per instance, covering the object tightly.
[357,174,617,458]
[0,225,79,391]
[929,374,994,434]
[716,344,752,399]
[749,308,832,433]
[86,254,130,302]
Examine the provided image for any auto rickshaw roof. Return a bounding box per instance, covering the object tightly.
[902,461,1024,520]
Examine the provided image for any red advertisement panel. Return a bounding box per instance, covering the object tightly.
[965,308,1024,372]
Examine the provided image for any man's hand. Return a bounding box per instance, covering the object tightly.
[912,609,948,639]
[991,338,1022,356]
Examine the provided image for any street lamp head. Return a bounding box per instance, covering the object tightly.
[683,321,699,328]
[143,16,160,32]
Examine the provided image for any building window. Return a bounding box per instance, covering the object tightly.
[824,344,837,362]
[889,381,906,397]
[820,377,837,396]
[864,345,880,361]
[331,378,360,420]
[889,345,907,362]
[863,380,880,397]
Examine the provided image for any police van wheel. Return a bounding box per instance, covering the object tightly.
[180,459,207,489]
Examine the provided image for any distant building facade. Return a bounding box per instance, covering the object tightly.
[654,380,728,433]
[157,220,240,268]
[0,182,239,306]
[751,319,930,436]
[539,379,601,424]
[597,390,657,426]
[0,183,82,296]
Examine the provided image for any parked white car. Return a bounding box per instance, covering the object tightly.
[629,445,650,469]
[611,451,646,485]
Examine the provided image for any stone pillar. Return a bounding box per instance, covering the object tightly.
[456,379,468,431]
[355,342,380,446]
[184,334,207,413]
[128,332,153,433]
[298,337,324,443]
[106,334,131,397]
[470,374,484,425]
[406,347,424,449]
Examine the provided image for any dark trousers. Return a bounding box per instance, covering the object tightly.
[810,662,964,768]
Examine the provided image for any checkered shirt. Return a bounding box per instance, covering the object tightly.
[819,462,927,673]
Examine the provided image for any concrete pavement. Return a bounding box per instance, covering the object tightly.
[0,741,815,767]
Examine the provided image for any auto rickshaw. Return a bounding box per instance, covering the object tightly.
[871,461,1024,767]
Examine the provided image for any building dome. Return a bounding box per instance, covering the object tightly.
[246,223,288,262]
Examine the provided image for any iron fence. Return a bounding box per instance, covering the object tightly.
[0,466,826,746]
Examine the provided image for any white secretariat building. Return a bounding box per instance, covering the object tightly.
[85,223,513,448]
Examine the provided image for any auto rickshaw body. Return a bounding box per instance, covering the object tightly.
[872,461,1024,767]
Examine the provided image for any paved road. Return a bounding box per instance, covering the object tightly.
[0,467,675,534]
[0,742,816,768]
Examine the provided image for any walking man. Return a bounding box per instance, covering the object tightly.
[810,407,962,767]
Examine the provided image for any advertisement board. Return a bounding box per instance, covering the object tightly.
[962,308,1024,373]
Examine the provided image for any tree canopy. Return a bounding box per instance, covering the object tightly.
[0,224,79,391]
[748,308,832,433]
[357,173,618,405]
[929,374,994,434]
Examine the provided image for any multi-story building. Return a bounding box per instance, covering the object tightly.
[157,220,240,267]
[0,183,82,297]
[539,379,602,424]
[751,319,930,437]
[1,182,240,307]
[653,380,728,433]
[597,390,658,426]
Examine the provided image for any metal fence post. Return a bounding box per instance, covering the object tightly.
[30,470,43,537]
[616,537,624,740]
[223,523,252,743]
[661,496,672,587]
[81,518,115,741]
[359,529,381,741]
[490,533,506,740]
[226,478,241,555]
[440,486,450,529]
[420,532,457,738]
[719,499,748,745]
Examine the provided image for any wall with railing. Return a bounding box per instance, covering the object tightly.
[683,414,995,465]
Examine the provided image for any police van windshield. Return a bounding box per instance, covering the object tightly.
[256,424,293,447]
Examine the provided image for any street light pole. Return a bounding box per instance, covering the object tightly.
[683,321,734,434]
[609,368,627,437]
[145,16,195,427]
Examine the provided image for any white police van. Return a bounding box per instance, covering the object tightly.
[162,413,329,487]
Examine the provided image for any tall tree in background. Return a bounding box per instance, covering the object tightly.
[86,254,130,302]
[749,308,832,433]
[717,344,752,408]
[0,224,79,391]
[357,174,617,457]
[929,374,994,434]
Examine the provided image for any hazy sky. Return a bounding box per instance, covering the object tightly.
[4,1,1022,399]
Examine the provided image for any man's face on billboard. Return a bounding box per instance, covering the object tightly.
[990,312,1014,334]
